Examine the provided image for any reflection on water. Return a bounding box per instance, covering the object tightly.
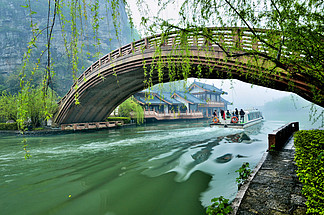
[0,120,288,215]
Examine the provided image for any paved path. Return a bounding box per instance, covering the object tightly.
[234,137,307,214]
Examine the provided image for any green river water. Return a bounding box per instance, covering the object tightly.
[0,114,321,215]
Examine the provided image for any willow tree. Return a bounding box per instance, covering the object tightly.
[135,0,323,123]
[18,0,134,130]
[16,0,132,158]
[20,0,323,129]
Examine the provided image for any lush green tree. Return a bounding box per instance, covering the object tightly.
[0,75,6,93]
[0,91,18,122]
[12,0,136,129]
[139,0,323,106]
[118,97,144,124]
[0,86,58,128]
[15,0,322,127]
[26,86,59,128]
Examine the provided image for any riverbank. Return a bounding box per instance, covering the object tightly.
[0,123,137,136]
[232,136,307,214]
[0,118,207,136]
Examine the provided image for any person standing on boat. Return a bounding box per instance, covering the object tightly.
[213,110,218,117]
[240,109,245,122]
[235,108,239,117]
[220,109,225,120]
[226,110,231,119]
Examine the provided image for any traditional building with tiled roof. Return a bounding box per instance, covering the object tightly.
[134,81,230,120]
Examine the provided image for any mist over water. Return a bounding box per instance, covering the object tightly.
[260,95,323,129]
[0,116,320,215]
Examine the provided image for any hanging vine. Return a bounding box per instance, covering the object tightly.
[18,0,323,130]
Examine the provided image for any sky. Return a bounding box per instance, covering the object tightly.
[127,0,182,35]
[126,0,298,108]
[188,78,291,108]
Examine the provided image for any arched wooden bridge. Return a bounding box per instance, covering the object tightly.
[54,27,323,124]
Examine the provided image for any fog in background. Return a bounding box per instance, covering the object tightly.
[187,78,290,108]
[187,78,323,129]
[127,0,323,129]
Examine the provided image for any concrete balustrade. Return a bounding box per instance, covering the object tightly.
[143,110,203,120]
[61,121,123,131]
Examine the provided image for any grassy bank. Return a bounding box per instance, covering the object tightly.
[294,130,324,214]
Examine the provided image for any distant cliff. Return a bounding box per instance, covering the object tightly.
[0,0,138,95]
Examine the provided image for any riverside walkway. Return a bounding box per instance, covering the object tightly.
[232,124,307,214]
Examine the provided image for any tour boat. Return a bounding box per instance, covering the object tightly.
[210,109,263,129]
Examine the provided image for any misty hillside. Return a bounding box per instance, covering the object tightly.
[0,0,138,96]
[262,95,312,113]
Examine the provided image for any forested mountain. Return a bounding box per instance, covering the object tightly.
[0,0,138,96]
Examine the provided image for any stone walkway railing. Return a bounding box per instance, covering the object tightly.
[232,132,306,214]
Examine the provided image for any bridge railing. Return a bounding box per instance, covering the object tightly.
[58,27,270,107]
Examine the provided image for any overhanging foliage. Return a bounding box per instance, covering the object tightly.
[17,0,323,126]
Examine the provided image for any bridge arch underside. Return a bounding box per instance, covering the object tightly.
[55,47,316,124]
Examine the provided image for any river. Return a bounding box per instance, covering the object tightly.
[0,113,321,215]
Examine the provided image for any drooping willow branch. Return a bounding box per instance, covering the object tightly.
[45,0,59,94]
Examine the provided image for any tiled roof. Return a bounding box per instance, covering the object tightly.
[134,81,230,105]
[134,94,167,105]
[134,91,183,105]
[189,81,227,94]
[156,92,183,105]
[172,91,206,104]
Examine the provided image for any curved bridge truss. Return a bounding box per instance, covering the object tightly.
[54,27,321,124]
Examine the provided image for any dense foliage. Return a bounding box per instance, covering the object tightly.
[0,122,18,130]
[0,0,137,131]
[4,0,323,129]
[139,0,323,114]
[294,130,324,214]
[118,97,144,124]
[0,87,58,129]
[0,91,18,122]
[235,162,252,188]
[206,196,233,215]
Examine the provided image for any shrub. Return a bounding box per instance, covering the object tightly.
[0,91,18,122]
[206,196,233,215]
[235,162,252,188]
[0,87,58,129]
[294,130,324,214]
[0,122,18,130]
[107,117,131,124]
[118,97,144,124]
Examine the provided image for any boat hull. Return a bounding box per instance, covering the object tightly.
[210,118,263,129]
